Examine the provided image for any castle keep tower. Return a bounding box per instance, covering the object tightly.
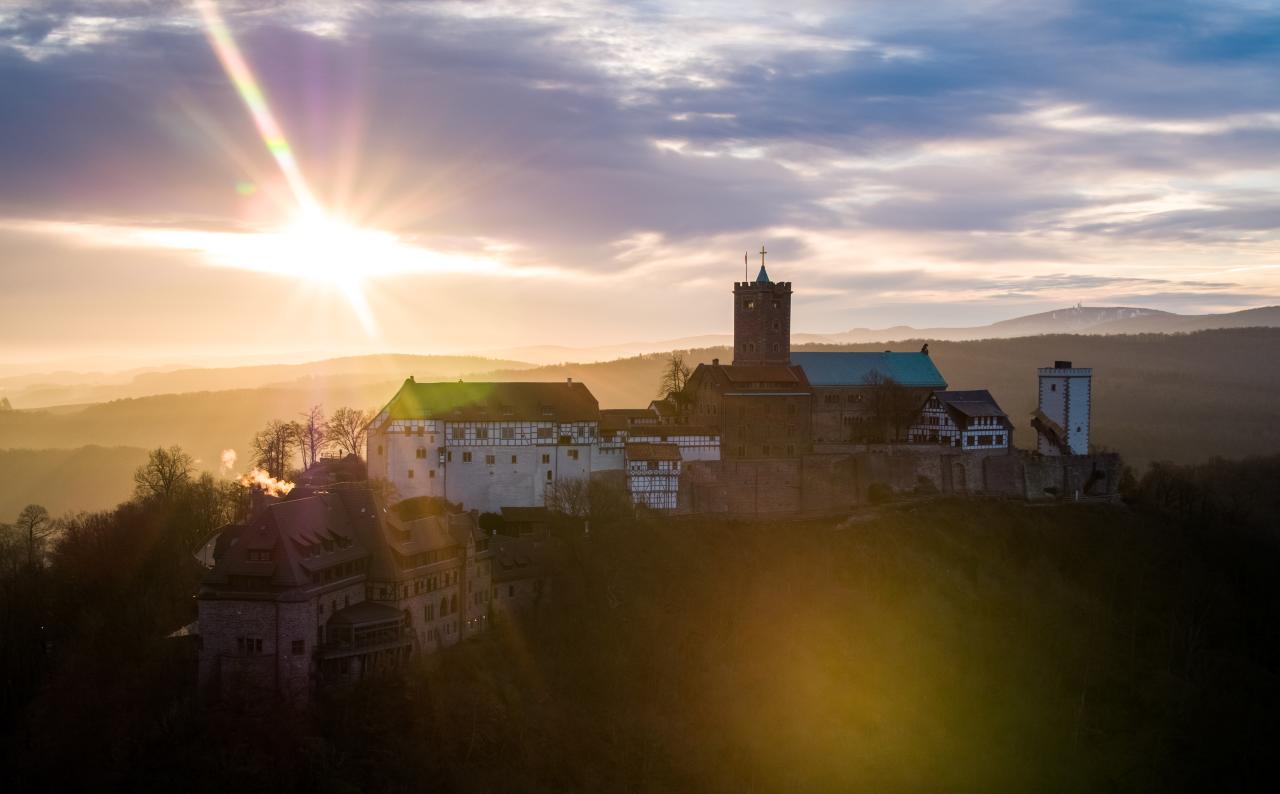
[733,248,792,366]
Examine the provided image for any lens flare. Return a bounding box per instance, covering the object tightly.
[195,0,318,214]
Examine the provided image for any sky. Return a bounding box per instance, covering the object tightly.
[1,0,1278,371]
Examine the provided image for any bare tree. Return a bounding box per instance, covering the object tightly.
[133,446,195,501]
[861,372,924,443]
[326,406,372,458]
[298,405,327,468]
[251,420,299,479]
[180,472,244,552]
[544,476,592,517]
[658,352,692,401]
[14,504,52,568]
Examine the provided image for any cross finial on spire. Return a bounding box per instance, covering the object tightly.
[759,244,767,268]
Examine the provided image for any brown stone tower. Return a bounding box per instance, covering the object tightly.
[733,248,792,366]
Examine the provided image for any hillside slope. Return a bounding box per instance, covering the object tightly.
[8,496,1279,790]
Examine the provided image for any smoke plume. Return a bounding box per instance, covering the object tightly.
[220,448,237,473]
[238,467,296,497]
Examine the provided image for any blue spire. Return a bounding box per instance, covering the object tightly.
[755,264,771,283]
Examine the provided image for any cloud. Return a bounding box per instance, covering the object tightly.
[0,0,1278,352]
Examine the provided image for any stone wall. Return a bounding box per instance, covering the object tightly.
[197,597,315,702]
[673,445,1049,517]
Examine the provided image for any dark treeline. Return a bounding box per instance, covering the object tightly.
[2,457,1280,791]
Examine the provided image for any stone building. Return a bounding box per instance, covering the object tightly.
[490,533,557,622]
[198,482,496,701]
[733,260,792,366]
[792,351,946,444]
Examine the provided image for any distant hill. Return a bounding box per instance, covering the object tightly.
[0,446,151,519]
[0,354,536,410]
[480,305,1280,363]
[2,328,1277,518]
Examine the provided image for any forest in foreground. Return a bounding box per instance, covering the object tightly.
[2,455,1278,792]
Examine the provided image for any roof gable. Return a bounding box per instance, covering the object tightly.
[933,389,1008,419]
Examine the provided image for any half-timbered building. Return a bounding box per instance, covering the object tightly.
[625,442,682,510]
[907,389,1012,451]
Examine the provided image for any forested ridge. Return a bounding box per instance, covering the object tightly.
[2,455,1279,791]
[3,328,1278,517]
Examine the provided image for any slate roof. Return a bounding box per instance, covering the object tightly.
[626,442,682,461]
[490,535,557,584]
[933,389,1008,419]
[649,398,680,418]
[600,408,658,431]
[202,485,383,595]
[202,484,477,598]
[791,352,947,388]
[378,379,599,423]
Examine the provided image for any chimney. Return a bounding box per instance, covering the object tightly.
[566,377,573,385]
[712,358,719,366]
[249,484,277,517]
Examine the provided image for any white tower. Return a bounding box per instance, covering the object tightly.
[1034,360,1092,456]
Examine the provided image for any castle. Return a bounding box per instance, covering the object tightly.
[366,258,1113,515]
[198,256,1115,700]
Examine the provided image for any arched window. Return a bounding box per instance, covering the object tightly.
[439,597,447,616]
[450,594,457,614]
